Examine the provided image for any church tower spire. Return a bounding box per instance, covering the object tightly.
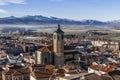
[53,24,64,67]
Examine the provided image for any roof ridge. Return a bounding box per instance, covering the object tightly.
[38,46,51,52]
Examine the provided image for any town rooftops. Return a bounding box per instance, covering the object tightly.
[109,70,120,80]
[6,67,32,75]
[32,64,46,67]
[37,45,76,53]
[85,73,112,80]
[64,50,80,55]
[38,46,51,53]
[89,64,117,73]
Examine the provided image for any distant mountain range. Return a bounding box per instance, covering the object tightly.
[0,15,120,26]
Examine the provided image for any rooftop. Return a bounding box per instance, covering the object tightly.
[89,64,117,73]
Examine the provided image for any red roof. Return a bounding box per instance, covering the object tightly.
[89,65,117,73]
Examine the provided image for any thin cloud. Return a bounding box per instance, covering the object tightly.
[0,0,26,13]
[8,0,26,4]
[0,9,7,14]
[0,0,26,5]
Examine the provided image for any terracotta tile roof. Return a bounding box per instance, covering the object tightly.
[35,73,51,78]
[85,73,112,80]
[47,45,53,51]
[89,65,117,73]
[85,73,103,80]
[13,71,22,76]
[32,64,45,67]
[38,46,51,53]
[6,69,16,75]
[34,71,64,79]
[3,65,65,79]
[55,73,65,77]
[34,68,53,74]
[6,67,32,75]
[57,69,66,73]
[17,68,32,74]
[4,67,37,78]
[45,65,55,71]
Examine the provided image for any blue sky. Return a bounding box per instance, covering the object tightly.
[0,0,120,21]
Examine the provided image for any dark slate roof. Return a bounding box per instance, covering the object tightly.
[64,50,80,55]
[64,45,75,50]
[54,24,64,33]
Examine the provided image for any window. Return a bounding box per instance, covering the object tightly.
[26,76,30,80]
[54,35,56,39]
[61,34,64,40]
[57,36,59,40]
[45,57,47,64]
[26,76,29,79]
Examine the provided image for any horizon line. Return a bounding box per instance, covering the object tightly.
[0,15,119,22]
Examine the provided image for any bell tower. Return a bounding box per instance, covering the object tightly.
[53,24,64,67]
